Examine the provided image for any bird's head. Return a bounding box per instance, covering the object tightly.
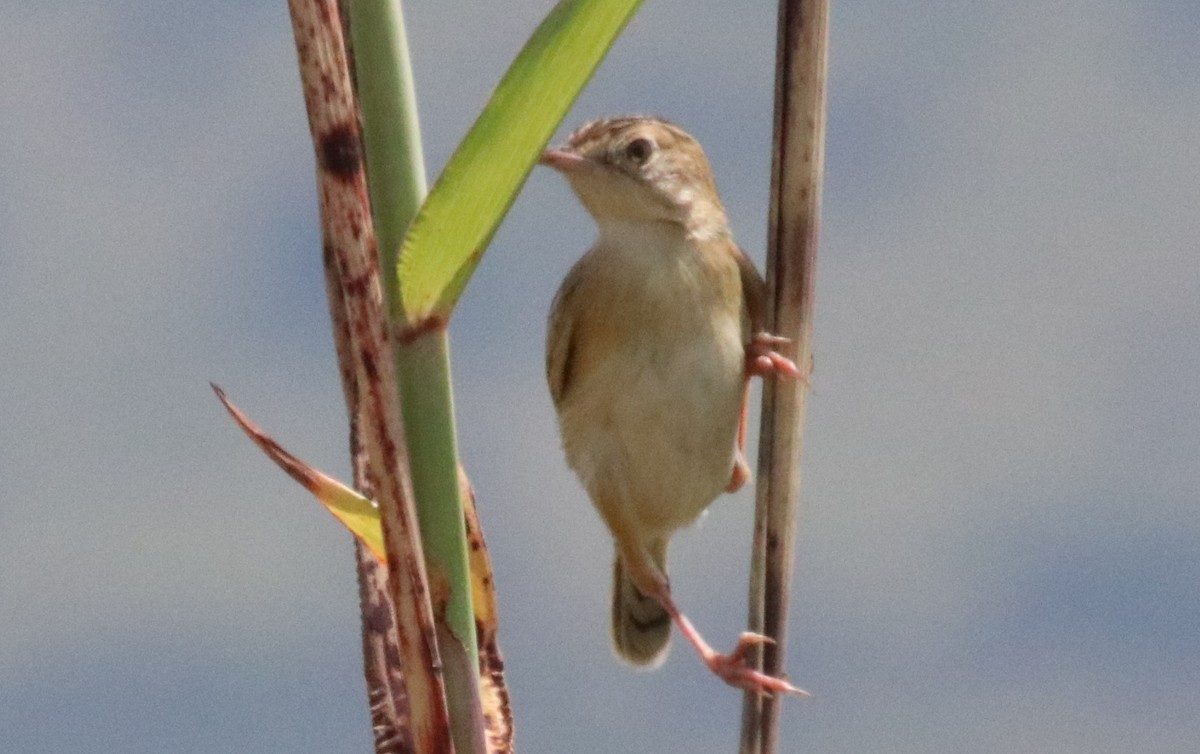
[540,116,730,241]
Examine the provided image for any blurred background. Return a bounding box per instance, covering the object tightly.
[2,1,1198,751]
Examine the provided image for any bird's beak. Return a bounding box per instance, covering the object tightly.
[539,147,586,173]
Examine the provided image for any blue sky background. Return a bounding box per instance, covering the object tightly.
[2,1,1198,752]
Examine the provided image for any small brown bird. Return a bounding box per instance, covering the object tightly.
[542,116,806,696]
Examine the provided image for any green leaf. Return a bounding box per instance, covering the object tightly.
[395,0,644,321]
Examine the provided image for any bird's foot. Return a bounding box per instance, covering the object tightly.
[646,576,810,698]
[746,332,806,382]
[699,632,810,697]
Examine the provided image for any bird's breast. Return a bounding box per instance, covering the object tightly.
[557,232,746,532]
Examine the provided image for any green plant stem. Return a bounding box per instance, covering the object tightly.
[394,331,475,657]
[395,329,484,754]
[348,0,427,301]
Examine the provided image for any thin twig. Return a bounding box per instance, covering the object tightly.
[286,1,453,751]
[740,0,829,752]
[325,236,413,752]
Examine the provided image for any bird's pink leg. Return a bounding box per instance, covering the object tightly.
[727,332,809,491]
[726,380,752,492]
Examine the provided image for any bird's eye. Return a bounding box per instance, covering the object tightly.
[624,137,654,165]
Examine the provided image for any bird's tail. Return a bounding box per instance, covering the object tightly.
[610,538,671,667]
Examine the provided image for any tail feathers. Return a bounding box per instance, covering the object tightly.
[610,541,671,667]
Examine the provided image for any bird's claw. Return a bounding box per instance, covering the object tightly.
[746,332,807,382]
[728,631,775,661]
[752,333,792,347]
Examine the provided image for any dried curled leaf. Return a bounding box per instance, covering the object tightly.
[212,384,386,560]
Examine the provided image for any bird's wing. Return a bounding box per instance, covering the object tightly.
[734,244,768,335]
[546,262,584,408]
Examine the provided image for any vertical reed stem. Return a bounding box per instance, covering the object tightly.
[740,0,829,751]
